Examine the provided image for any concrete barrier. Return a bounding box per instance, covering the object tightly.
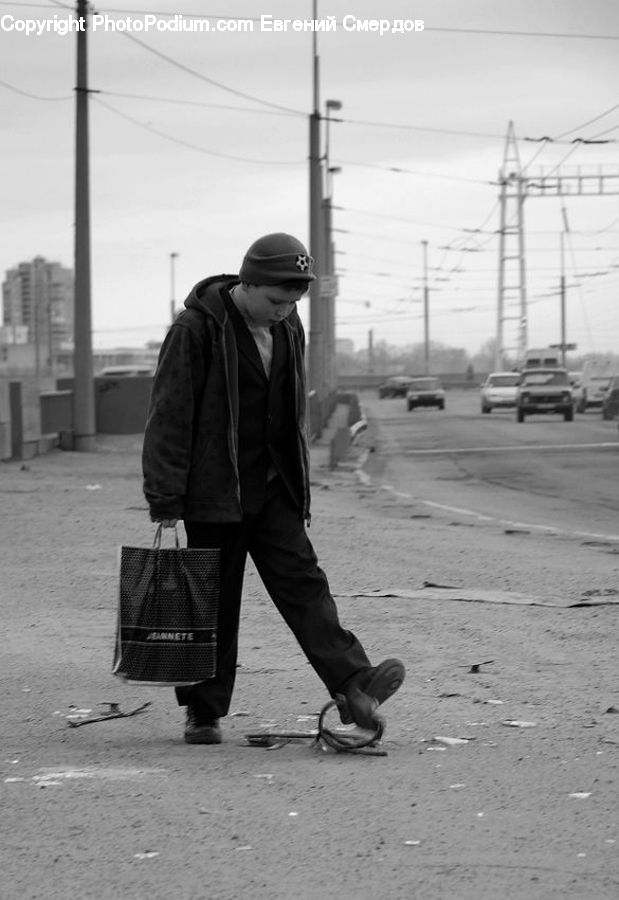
[328,392,367,468]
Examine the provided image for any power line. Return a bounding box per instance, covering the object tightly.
[588,121,619,139]
[426,25,619,41]
[555,102,619,139]
[337,116,508,141]
[334,205,479,233]
[338,116,614,145]
[332,158,491,186]
[117,30,305,116]
[0,77,71,100]
[101,89,294,117]
[93,96,304,165]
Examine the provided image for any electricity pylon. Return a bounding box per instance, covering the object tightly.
[495,121,527,371]
[495,122,619,371]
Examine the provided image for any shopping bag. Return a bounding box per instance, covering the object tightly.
[113,525,221,686]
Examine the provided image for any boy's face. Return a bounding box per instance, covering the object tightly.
[243,283,309,327]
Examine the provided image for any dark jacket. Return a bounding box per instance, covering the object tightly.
[142,275,311,524]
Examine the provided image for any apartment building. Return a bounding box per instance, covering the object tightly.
[2,256,74,375]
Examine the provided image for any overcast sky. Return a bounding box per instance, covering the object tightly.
[2,0,619,357]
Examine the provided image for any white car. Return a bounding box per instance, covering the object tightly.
[480,372,521,413]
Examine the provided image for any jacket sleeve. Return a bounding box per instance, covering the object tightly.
[142,319,209,521]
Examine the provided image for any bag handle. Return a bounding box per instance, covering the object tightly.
[153,523,181,550]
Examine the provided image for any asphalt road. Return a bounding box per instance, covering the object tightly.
[3,419,618,899]
[362,389,619,542]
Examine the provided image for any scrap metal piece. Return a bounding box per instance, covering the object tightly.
[67,701,152,728]
[245,701,386,755]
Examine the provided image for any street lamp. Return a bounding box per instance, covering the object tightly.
[170,252,179,325]
[320,99,342,416]
[308,4,323,427]
[324,99,342,192]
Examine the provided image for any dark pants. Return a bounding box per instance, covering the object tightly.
[175,478,371,719]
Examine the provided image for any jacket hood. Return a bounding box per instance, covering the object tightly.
[183,274,304,333]
[184,274,239,326]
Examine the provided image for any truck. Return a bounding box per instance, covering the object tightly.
[522,347,561,369]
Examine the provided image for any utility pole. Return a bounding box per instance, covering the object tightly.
[308,0,324,434]
[422,240,429,374]
[73,0,96,450]
[560,206,569,367]
[323,97,341,415]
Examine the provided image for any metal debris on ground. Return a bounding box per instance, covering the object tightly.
[336,586,619,607]
[66,701,151,727]
[65,707,92,723]
[244,700,387,756]
[467,660,495,674]
[429,735,472,748]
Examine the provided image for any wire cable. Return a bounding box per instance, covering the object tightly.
[92,96,304,165]
[426,25,619,41]
[0,77,71,100]
[117,30,305,116]
[100,89,294,117]
[555,101,619,137]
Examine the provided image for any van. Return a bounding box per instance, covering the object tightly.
[523,347,561,369]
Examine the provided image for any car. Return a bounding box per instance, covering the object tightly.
[406,376,445,411]
[378,375,415,399]
[601,374,619,420]
[515,367,574,422]
[480,372,521,413]
[578,374,614,413]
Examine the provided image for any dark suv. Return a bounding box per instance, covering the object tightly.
[378,376,415,399]
[601,375,619,420]
[516,367,574,422]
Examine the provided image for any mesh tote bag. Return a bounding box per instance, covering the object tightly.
[113,525,221,685]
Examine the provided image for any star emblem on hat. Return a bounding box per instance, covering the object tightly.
[295,254,310,272]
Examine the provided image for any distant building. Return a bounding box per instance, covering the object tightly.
[2,257,74,375]
[93,347,160,373]
[336,338,355,356]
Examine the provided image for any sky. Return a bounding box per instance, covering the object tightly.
[2,0,619,358]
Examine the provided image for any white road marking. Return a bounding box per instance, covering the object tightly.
[404,441,619,456]
[373,479,619,542]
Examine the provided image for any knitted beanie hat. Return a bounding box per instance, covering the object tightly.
[239,233,315,285]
